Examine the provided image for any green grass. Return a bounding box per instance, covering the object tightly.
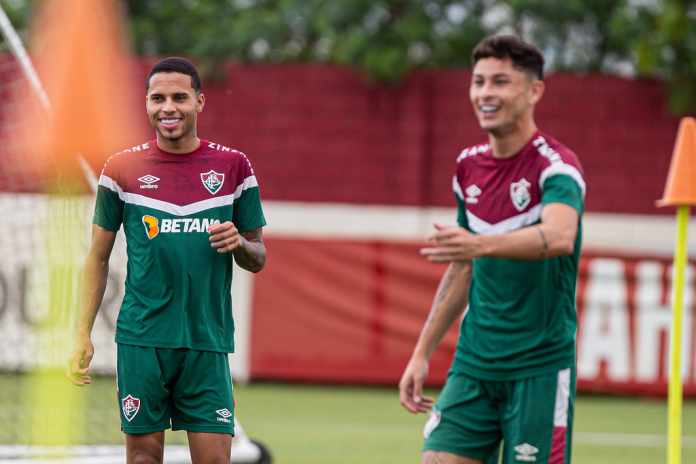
[2,373,695,463]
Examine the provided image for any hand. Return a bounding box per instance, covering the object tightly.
[420,223,482,262]
[209,221,243,253]
[67,336,94,386]
[399,356,434,414]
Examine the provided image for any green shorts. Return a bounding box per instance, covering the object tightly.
[423,367,575,463]
[116,343,235,435]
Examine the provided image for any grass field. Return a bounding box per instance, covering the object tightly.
[1,373,695,463]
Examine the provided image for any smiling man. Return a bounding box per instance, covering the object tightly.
[399,36,585,464]
[68,58,266,464]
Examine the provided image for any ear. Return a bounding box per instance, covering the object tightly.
[529,79,545,105]
[197,92,205,113]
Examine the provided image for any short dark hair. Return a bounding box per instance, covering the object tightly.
[472,35,544,80]
[147,57,202,92]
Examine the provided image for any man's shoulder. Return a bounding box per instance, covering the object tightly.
[531,132,586,194]
[531,132,582,170]
[111,141,155,160]
[203,141,258,184]
[202,140,249,161]
[100,141,153,177]
[456,142,490,164]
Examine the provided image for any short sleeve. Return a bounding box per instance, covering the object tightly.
[541,175,584,214]
[92,162,124,231]
[452,174,471,231]
[232,155,266,232]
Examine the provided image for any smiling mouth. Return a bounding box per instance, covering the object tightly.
[478,104,500,115]
[159,118,182,129]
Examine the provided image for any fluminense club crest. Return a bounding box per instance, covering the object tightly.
[200,170,225,195]
[510,178,531,212]
[122,394,141,422]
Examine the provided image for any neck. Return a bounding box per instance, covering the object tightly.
[488,118,537,159]
[157,133,200,154]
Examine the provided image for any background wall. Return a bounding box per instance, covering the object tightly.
[1,60,694,396]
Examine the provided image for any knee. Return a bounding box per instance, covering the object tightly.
[130,451,163,464]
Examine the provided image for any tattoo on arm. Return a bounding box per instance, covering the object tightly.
[424,264,462,327]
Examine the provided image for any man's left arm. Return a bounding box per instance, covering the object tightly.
[422,203,578,261]
[209,223,266,272]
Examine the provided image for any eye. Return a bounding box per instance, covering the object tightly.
[150,95,163,102]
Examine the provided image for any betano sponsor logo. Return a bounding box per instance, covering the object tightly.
[141,215,221,240]
[142,215,159,239]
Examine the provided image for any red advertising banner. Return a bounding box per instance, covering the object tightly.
[250,238,696,396]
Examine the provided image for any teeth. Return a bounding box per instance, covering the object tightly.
[480,105,499,113]
[161,119,179,124]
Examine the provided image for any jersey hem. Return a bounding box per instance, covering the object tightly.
[237,218,267,233]
[116,338,234,353]
[92,219,120,232]
[451,357,575,381]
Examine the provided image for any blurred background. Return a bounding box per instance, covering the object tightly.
[0,0,695,463]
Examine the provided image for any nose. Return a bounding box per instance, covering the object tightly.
[161,97,175,113]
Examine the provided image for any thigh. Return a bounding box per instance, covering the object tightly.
[170,350,235,435]
[423,372,501,462]
[501,367,575,464]
[117,344,172,434]
[422,450,484,464]
[126,431,165,464]
[188,431,232,464]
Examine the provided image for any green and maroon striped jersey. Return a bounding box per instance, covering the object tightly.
[93,140,266,353]
[452,131,585,380]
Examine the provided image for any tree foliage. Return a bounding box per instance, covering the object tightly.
[630,0,696,114]
[1,0,694,113]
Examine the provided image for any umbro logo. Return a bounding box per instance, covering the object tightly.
[137,174,160,190]
[216,408,232,424]
[465,184,481,204]
[514,443,539,462]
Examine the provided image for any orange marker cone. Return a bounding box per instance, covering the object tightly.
[16,0,146,449]
[658,117,696,207]
[20,0,146,191]
[657,116,696,464]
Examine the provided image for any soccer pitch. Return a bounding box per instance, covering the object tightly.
[1,374,695,463]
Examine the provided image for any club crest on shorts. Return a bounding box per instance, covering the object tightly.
[423,408,441,439]
[200,170,225,195]
[510,178,532,212]
[122,394,141,422]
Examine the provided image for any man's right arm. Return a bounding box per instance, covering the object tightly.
[68,225,116,386]
[399,260,472,413]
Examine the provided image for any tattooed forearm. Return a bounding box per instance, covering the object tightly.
[412,262,472,360]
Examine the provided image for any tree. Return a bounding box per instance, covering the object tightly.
[1,0,694,113]
[628,0,696,114]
